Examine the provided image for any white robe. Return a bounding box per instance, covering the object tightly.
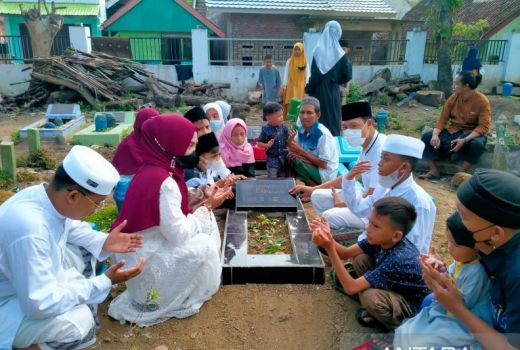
[0,184,111,348]
[108,177,221,327]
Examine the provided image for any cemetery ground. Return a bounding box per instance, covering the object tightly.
[0,95,519,349]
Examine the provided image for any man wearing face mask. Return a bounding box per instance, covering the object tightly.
[342,135,436,254]
[291,101,386,232]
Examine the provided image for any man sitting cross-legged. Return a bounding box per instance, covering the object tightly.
[286,96,338,186]
[311,197,430,330]
[290,101,386,232]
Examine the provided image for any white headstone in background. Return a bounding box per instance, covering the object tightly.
[69,26,92,53]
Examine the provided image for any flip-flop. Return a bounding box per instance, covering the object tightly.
[330,262,359,299]
[418,172,441,180]
[355,308,381,328]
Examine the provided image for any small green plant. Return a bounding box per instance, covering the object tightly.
[84,206,118,232]
[377,93,391,106]
[0,171,14,191]
[416,118,436,133]
[16,148,57,170]
[346,81,365,104]
[16,169,41,183]
[388,111,403,130]
[10,131,21,145]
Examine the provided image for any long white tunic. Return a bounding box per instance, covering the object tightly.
[108,177,221,327]
[0,184,111,348]
[342,175,436,254]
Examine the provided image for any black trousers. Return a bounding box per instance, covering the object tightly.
[421,129,487,164]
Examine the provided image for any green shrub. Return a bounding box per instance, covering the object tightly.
[388,111,403,130]
[17,148,57,170]
[85,206,119,232]
[10,131,21,145]
[346,81,365,104]
[0,171,14,190]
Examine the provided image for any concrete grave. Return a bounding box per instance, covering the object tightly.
[19,104,86,139]
[222,178,325,285]
[72,111,135,147]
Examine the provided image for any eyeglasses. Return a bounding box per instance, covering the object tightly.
[470,223,495,235]
[67,189,105,209]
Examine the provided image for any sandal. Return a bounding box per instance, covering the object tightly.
[330,262,359,299]
[418,172,441,180]
[355,308,381,328]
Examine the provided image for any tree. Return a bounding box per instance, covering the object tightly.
[425,0,464,98]
[20,0,64,58]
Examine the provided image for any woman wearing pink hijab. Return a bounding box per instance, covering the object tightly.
[219,118,255,177]
[108,114,232,326]
[112,107,159,175]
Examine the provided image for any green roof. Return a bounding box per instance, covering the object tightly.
[0,2,100,16]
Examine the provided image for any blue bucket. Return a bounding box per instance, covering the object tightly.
[95,114,108,132]
[503,82,513,97]
[113,175,133,211]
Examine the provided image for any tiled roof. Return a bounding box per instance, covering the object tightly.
[205,0,396,14]
[0,2,100,16]
[403,0,520,39]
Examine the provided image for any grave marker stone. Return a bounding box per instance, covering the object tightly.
[235,179,298,212]
[0,142,17,184]
[27,128,41,155]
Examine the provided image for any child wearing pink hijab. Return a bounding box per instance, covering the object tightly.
[219,118,255,177]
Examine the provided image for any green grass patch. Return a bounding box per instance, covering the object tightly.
[84,205,118,232]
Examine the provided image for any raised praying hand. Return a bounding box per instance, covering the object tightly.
[310,217,334,250]
[420,255,464,311]
[103,220,144,253]
[345,160,371,181]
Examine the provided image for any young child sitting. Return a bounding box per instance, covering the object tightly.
[394,212,493,350]
[219,118,255,178]
[311,196,430,330]
[257,102,289,178]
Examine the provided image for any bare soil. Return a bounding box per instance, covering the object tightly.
[1,95,519,350]
[247,213,292,255]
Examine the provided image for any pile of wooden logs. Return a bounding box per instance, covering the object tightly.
[8,50,231,109]
[361,68,422,98]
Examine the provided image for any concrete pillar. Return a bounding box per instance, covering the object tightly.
[27,129,40,155]
[192,28,209,83]
[404,30,427,76]
[69,26,92,53]
[503,32,520,83]
[303,30,321,65]
[0,142,17,185]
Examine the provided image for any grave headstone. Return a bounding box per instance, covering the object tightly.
[0,142,17,184]
[45,104,81,120]
[235,179,298,212]
[27,128,41,155]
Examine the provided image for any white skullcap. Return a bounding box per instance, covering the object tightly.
[382,134,425,159]
[63,145,120,195]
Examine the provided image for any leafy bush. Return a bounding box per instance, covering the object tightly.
[10,131,21,145]
[0,171,14,190]
[346,81,365,104]
[388,111,403,130]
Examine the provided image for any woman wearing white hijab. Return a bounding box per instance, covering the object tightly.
[306,21,351,137]
[203,102,226,138]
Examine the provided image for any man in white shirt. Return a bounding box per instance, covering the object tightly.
[0,146,145,349]
[341,135,437,254]
[291,101,386,232]
[287,96,338,185]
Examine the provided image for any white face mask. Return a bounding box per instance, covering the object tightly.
[201,157,219,171]
[378,169,401,189]
[343,128,366,147]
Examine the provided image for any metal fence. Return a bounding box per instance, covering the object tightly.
[347,39,407,65]
[424,39,507,64]
[209,38,408,66]
[0,35,70,63]
[127,37,192,65]
[209,38,297,66]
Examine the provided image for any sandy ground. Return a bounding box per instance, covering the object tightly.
[0,95,518,350]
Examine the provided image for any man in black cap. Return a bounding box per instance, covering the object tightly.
[420,169,520,349]
[290,101,386,232]
[185,106,211,137]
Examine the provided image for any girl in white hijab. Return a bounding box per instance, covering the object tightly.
[313,20,345,75]
[203,102,226,138]
[215,100,232,121]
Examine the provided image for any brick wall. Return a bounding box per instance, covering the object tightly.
[230,14,306,39]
